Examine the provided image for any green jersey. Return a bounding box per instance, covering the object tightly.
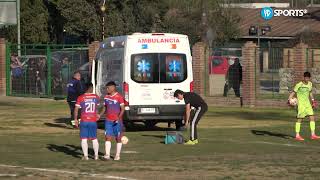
[294,81,313,118]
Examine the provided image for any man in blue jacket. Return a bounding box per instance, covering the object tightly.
[67,71,84,127]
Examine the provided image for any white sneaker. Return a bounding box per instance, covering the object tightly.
[94,156,99,160]
[103,155,110,160]
[82,156,89,160]
[114,155,120,161]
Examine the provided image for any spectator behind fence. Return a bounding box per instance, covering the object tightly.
[10,54,23,93]
[37,58,47,95]
[67,71,84,127]
[61,57,71,92]
[27,58,39,95]
[223,58,242,97]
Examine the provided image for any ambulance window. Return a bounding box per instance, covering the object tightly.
[131,53,159,83]
[160,53,187,83]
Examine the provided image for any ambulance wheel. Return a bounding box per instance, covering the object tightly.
[144,120,157,129]
[123,121,133,129]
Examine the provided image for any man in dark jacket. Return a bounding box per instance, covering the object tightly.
[37,58,47,95]
[67,71,84,126]
[223,58,242,97]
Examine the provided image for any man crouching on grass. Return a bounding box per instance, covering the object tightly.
[174,89,208,145]
[74,83,100,160]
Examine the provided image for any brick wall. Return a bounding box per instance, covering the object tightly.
[241,41,257,107]
[88,41,100,63]
[293,43,308,83]
[0,38,6,96]
[192,42,207,96]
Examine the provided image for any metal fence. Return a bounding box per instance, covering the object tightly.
[206,46,320,100]
[257,47,320,99]
[257,47,284,99]
[6,44,89,98]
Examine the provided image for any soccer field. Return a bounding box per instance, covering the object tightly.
[1,97,320,179]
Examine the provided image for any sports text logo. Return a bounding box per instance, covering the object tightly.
[261,7,307,20]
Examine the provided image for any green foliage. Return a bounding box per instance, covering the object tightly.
[1,0,240,45]
[20,0,50,43]
[55,0,101,42]
[164,0,240,45]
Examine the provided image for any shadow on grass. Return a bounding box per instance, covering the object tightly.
[141,134,166,144]
[47,144,104,158]
[0,102,16,107]
[44,117,74,130]
[141,134,165,139]
[207,109,293,122]
[44,123,74,129]
[251,130,294,139]
[125,123,176,132]
[54,118,69,124]
[47,144,82,158]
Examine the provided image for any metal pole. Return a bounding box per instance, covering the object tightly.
[91,59,96,93]
[5,43,11,96]
[102,16,105,40]
[257,26,260,48]
[46,46,52,96]
[101,0,106,40]
[17,0,21,56]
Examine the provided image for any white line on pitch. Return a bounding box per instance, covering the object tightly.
[0,164,136,180]
[0,174,17,177]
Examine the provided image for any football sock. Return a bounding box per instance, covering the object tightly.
[81,139,88,157]
[92,139,99,157]
[310,121,316,135]
[105,141,111,157]
[116,143,122,157]
[295,122,301,135]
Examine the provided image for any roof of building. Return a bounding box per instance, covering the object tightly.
[236,8,320,38]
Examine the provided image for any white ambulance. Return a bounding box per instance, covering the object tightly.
[92,33,193,129]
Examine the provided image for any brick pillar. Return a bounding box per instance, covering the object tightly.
[0,38,6,96]
[192,42,207,96]
[293,43,308,84]
[242,41,258,107]
[88,41,100,63]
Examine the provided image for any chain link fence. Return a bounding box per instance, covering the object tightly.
[6,44,89,98]
[206,45,320,100]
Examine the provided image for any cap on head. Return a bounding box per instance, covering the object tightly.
[174,89,184,98]
[106,81,116,87]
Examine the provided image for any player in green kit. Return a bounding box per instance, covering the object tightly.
[288,72,320,141]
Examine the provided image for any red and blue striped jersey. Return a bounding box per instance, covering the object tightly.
[76,93,100,122]
[104,92,124,121]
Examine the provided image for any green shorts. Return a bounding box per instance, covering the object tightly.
[297,105,314,119]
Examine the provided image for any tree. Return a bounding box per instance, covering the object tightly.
[20,0,49,43]
[103,0,167,36]
[1,0,240,45]
[1,0,49,43]
[163,0,240,45]
[54,0,101,43]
